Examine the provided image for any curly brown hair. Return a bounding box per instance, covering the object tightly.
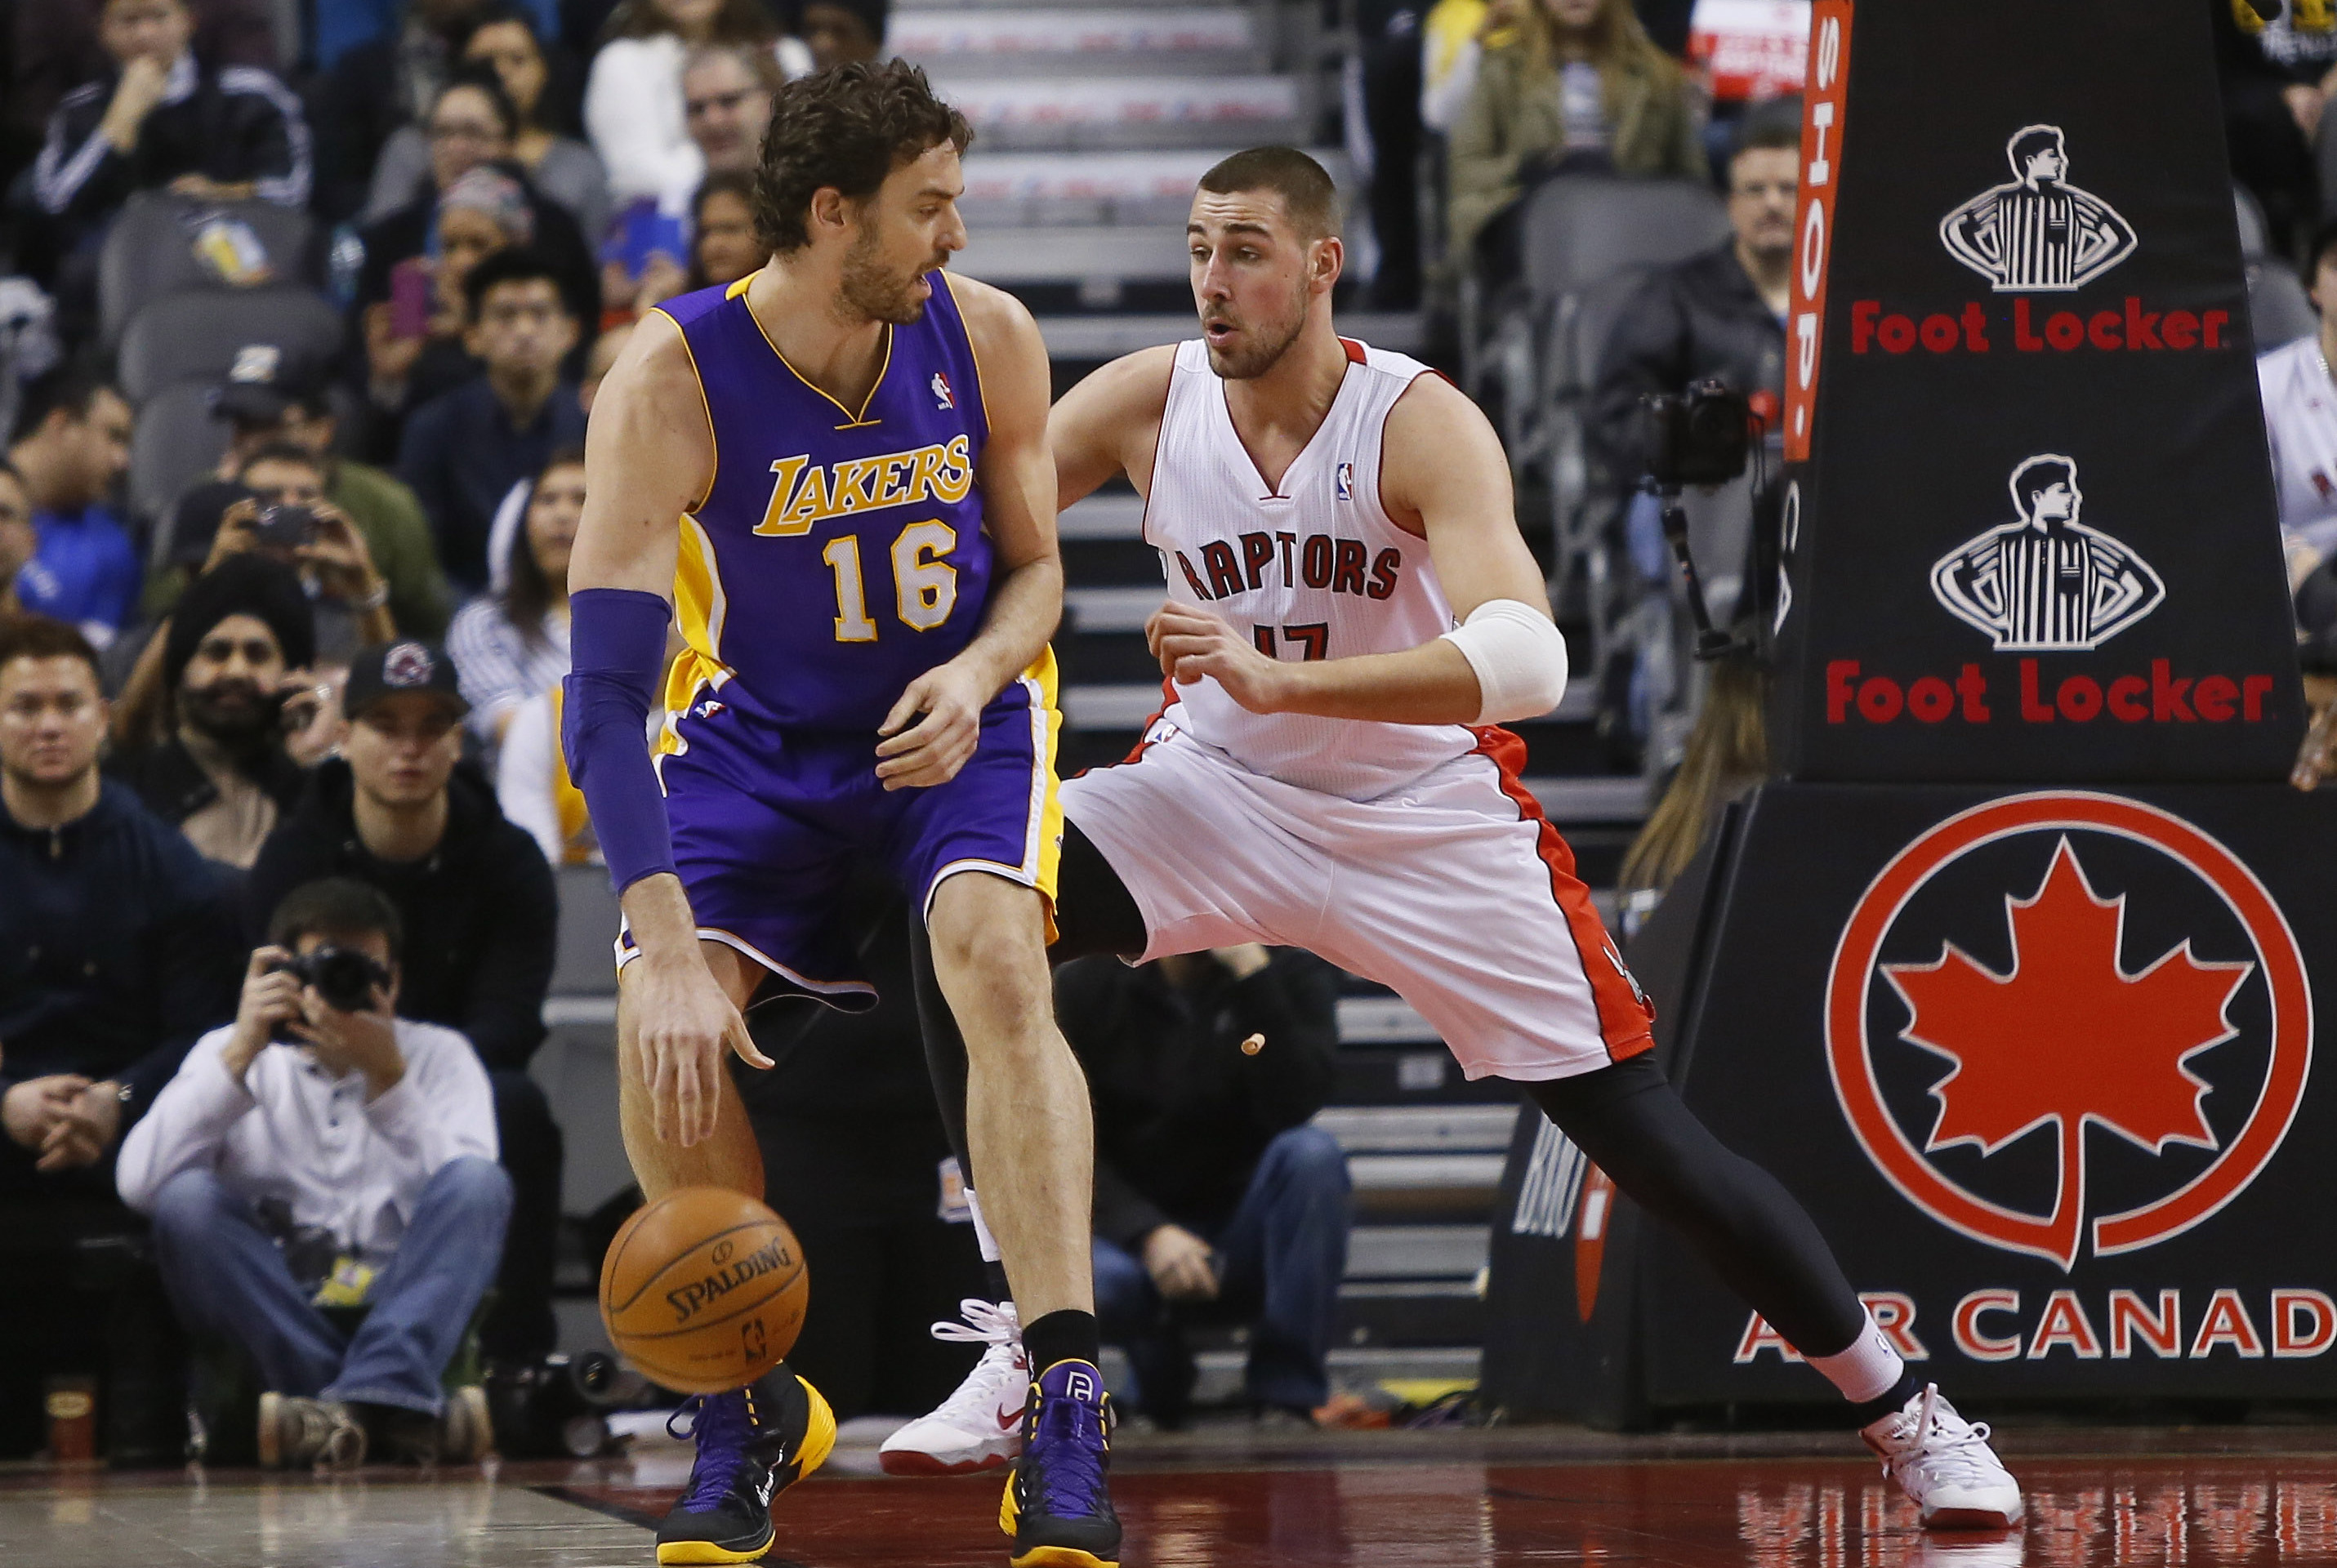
[751,60,971,256]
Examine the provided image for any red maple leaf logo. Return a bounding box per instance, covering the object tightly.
[1880,837,2252,1267]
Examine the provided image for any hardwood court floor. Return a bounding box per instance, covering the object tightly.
[5,1421,2336,1566]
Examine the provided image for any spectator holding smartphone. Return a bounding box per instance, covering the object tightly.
[107,555,316,871]
[115,877,508,1470]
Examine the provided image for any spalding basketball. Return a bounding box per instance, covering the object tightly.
[599,1187,809,1394]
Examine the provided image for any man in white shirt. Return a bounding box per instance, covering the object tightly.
[115,876,509,1471]
[2258,220,2337,559]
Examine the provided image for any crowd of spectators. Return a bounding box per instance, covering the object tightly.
[11,0,2335,1469]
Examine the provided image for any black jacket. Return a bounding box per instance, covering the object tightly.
[0,781,241,1124]
[243,757,556,1072]
[1589,243,1786,493]
[1056,951,1340,1250]
[32,55,309,228]
[107,732,310,835]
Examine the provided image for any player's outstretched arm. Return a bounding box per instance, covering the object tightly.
[877,278,1065,791]
[1147,374,1567,726]
[564,313,769,1147]
[1049,343,1177,511]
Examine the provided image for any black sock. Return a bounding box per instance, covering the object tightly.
[984,1259,1014,1307]
[1847,1368,1927,1429]
[1022,1309,1101,1377]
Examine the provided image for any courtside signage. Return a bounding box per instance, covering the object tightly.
[1766,0,2301,782]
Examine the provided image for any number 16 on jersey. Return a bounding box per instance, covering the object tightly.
[821,521,960,643]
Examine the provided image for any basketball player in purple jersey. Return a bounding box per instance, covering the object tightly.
[561,63,1118,1567]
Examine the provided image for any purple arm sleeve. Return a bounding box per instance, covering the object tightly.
[562,587,679,896]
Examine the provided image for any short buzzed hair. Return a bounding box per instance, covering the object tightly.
[1197,147,1340,240]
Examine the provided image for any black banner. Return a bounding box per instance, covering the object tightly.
[1652,783,2337,1405]
[1769,0,2304,782]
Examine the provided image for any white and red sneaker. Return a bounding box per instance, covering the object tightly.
[878,1298,1028,1477]
[1863,1383,2024,1530]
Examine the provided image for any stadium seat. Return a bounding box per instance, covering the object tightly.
[2248,260,2318,353]
[127,382,230,541]
[117,287,343,405]
[1464,176,1728,455]
[96,191,318,351]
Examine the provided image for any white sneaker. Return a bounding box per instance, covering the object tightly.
[1863,1383,2024,1530]
[877,1298,1028,1477]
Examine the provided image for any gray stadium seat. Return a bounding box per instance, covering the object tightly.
[1517,176,1733,301]
[96,190,317,350]
[117,287,343,405]
[2248,259,2319,352]
[127,381,229,536]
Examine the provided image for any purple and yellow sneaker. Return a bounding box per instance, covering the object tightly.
[656,1365,836,1565]
[999,1360,1121,1568]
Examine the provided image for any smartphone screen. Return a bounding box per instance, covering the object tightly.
[389,258,431,339]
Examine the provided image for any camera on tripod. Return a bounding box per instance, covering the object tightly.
[1637,381,1761,661]
[1639,381,1754,491]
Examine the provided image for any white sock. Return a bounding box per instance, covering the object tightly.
[1808,1307,1905,1405]
[965,1186,1002,1263]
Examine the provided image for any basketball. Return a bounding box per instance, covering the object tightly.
[598,1187,809,1394]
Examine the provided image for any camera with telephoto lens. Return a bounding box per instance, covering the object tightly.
[1639,381,1754,489]
[272,947,391,1012]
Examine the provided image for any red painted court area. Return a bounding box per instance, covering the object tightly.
[538,1430,2337,1567]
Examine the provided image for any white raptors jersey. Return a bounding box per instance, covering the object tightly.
[1144,336,1470,800]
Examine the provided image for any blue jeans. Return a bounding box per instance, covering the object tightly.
[149,1157,512,1417]
[1092,1125,1352,1416]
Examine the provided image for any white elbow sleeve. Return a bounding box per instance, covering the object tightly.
[1441,599,1569,724]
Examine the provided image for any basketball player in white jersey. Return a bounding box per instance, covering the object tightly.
[882,148,2021,1530]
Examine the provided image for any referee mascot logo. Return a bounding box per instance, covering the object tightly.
[1940,125,2139,291]
[1929,453,2166,653]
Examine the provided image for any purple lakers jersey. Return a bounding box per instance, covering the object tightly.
[653,271,994,732]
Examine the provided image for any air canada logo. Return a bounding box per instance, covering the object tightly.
[1826,793,2312,1270]
[1930,454,2165,652]
[1940,126,2138,292]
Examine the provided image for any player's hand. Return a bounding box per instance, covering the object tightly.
[627,954,772,1147]
[1141,1223,1220,1302]
[1148,601,1293,714]
[875,662,987,791]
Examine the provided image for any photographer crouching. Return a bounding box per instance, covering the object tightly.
[114,878,510,1470]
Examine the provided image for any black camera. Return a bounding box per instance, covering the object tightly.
[1640,381,1754,490]
[487,1352,626,1458]
[272,946,390,1013]
[252,503,318,550]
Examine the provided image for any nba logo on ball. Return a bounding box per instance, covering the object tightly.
[1335,462,1354,501]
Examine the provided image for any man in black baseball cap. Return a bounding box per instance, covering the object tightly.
[246,639,562,1367]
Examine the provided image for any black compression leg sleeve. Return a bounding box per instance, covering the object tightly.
[1526,1054,1869,1359]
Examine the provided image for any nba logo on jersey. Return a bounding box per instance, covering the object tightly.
[931,371,954,409]
[1335,461,1355,501]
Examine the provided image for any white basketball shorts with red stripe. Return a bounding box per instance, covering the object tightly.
[1057,717,1656,1081]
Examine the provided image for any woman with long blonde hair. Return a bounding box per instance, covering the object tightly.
[1446,0,1705,275]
